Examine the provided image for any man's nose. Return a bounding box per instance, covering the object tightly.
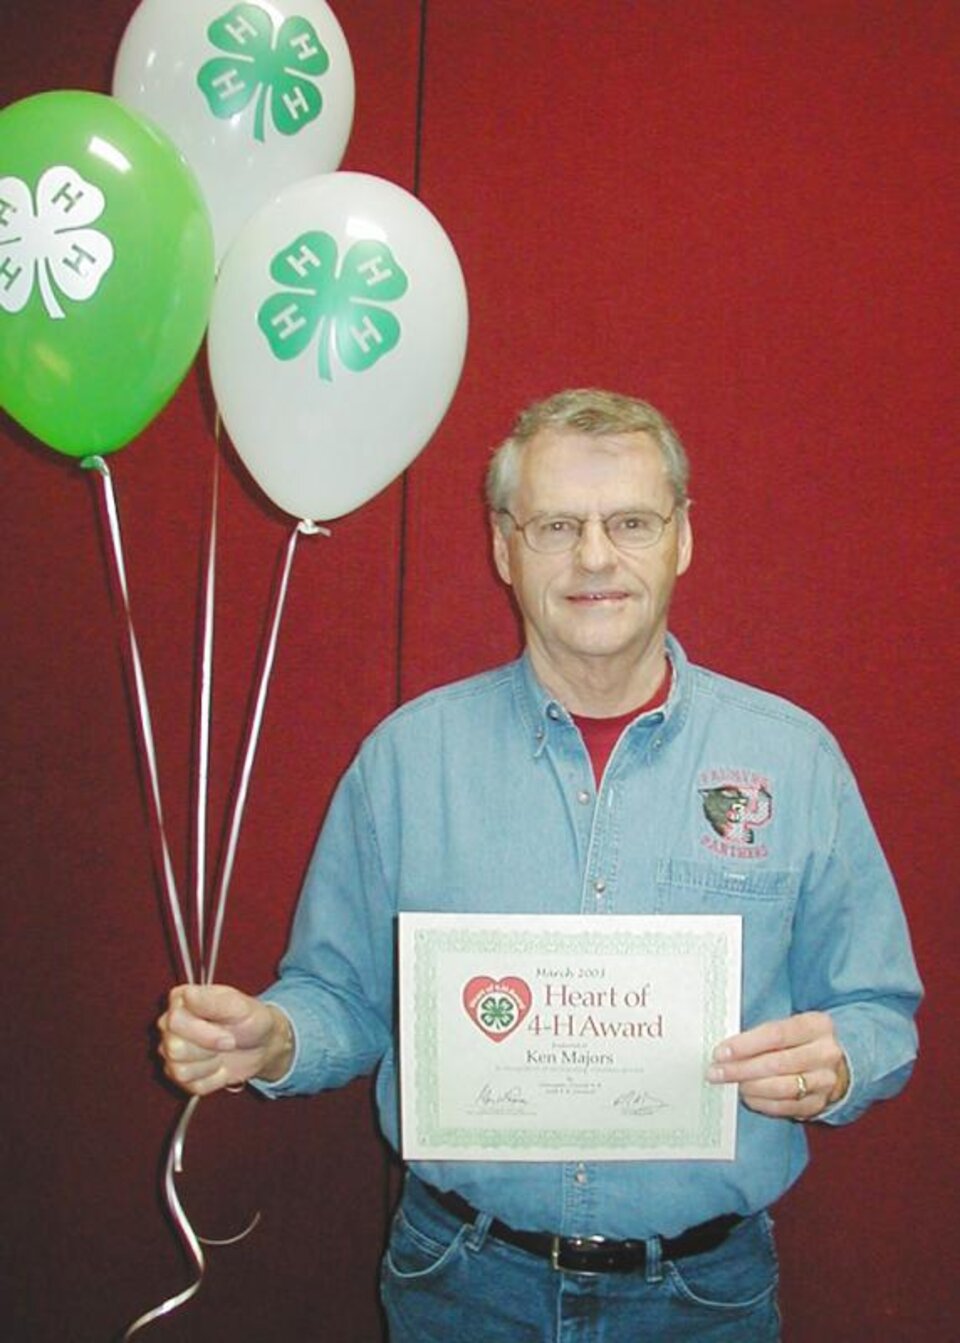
[574,517,617,568]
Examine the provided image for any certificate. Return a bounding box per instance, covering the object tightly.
[398,913,741,1162]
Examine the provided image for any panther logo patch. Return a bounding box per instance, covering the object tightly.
[699,771,772,860]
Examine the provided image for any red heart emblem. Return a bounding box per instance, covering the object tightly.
[462,976,532,1042]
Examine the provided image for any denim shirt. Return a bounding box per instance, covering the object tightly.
[258,635,922,1238]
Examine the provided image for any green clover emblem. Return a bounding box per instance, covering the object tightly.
[479,995,517,1033]
[197,3,330,143]
[258,230,409,381]
[0,166,114,320]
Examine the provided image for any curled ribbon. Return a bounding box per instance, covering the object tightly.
[122,1097,206,1341]
[121,1097,262,1341]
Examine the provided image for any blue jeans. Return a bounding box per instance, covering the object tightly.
[380,1176,781,1342]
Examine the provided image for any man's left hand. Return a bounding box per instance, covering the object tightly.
[707,1011,849,1119]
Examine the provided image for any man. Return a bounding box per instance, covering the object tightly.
[160,389,921,1340]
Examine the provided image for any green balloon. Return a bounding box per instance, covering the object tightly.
[0,90,215,456]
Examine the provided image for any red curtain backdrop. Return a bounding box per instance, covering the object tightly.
[2,3,956,1339]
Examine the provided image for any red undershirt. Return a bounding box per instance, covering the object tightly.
[570,664,672,786]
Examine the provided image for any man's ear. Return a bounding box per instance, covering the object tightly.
[491,513,513,586]
[676,506,694,576]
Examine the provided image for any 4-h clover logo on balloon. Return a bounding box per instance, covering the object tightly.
[197,3,330,143]
[463,976,533,1043]
[0,166,114,320]
[258,229,409,381]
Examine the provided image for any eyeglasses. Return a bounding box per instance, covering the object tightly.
[497,507,679,555]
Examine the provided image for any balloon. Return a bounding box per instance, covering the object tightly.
[113,0,355,261]
[0,91,214,457]
[207,172,469,521]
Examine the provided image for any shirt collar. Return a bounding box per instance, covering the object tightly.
[513,633,691,757]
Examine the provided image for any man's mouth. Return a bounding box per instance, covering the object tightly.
[566,590,629,604]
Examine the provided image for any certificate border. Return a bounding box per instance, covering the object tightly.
[400,916,740,1160]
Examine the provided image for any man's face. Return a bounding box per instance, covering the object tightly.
[491,429,693,692]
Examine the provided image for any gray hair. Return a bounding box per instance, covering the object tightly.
[485,388,690,514]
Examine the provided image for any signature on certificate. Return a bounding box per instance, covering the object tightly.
[473,1083,530,1109]
[612,1089,669,1118]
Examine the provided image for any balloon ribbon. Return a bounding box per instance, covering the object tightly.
[121,1097,206,1340]
[120,1096,263,1340]
[204,517,328,983]
[89,444,328,1336]
[82,456,194,985]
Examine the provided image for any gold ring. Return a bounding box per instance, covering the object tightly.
[795,1073,808,1101]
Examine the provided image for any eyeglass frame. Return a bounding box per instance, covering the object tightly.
[494,505,682,554]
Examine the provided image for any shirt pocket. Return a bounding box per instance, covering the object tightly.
[655,858,799,912]
[654,858,800,1015]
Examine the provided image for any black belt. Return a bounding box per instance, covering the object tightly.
[419,1179,743,1274]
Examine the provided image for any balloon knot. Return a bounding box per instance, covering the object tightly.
[80,455,109,477]
[297,520,331,537]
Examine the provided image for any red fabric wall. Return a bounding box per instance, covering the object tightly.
[2,3,956,1340]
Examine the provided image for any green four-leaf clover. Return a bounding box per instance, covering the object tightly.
[479,995,517,1032]
[197,3,330,143]
[258,231,409,381]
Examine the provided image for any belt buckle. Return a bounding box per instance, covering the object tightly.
[550,1235,607,1274]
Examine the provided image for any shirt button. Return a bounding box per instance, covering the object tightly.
[593,878,607,896]
[577,790,591,806]
[574,1164,588,1185]
[547,704,562,720]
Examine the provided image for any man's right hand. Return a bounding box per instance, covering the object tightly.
[158,984,294,1096]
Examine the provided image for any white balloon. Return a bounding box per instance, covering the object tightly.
[112,0,354,261]
[207,172,469,521]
